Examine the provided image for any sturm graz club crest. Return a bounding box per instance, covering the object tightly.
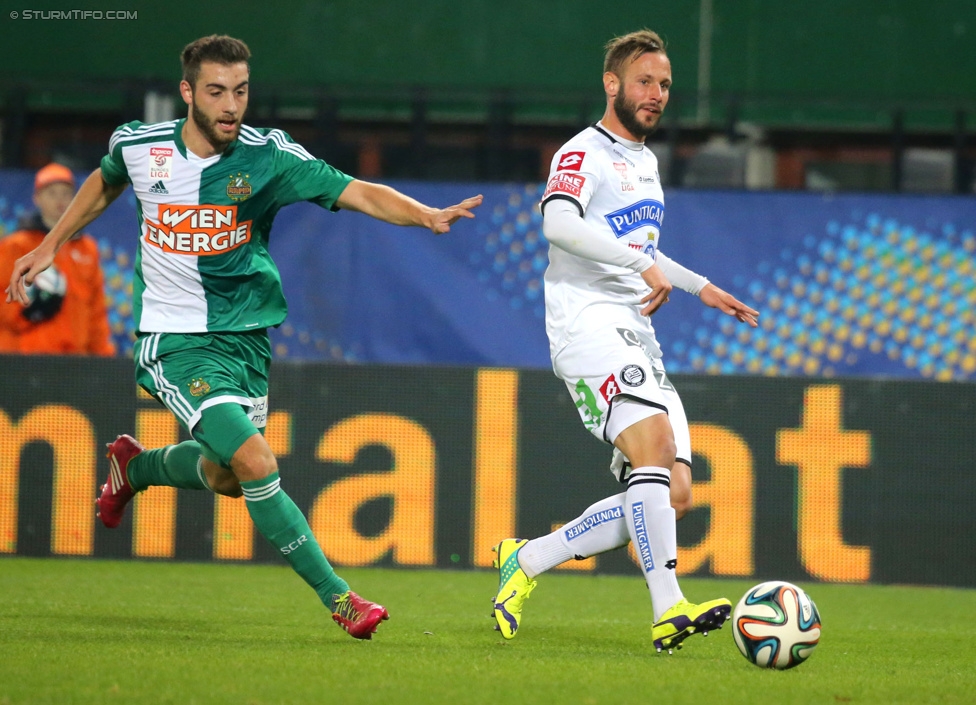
[620,364,646,387]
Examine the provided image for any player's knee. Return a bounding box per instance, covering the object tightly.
[213,475,243,498]
[660,435,677,466]
[230,434,278,482]
[648,427,677,468]
[202,460,244,497]
[672,487,693,519]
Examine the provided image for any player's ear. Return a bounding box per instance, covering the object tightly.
[179,79,194,106]
[603,71,619,98]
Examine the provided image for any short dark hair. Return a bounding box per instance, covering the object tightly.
[181,35,251,87]
[603,29,667,76]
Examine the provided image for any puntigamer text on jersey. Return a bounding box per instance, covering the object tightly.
[604,199,665,238]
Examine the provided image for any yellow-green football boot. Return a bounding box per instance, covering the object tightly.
[490,539,537,639]
[652,597,731,654]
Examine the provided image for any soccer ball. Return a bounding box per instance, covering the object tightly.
[732,581,821,669]
[22,265,68,322]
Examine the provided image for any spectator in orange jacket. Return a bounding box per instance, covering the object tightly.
[0,163,115,355]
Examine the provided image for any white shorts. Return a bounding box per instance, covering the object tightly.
[553,319,691,482]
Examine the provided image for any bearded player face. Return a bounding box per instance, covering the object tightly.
[610,51,671,140]
[184,61,250,149]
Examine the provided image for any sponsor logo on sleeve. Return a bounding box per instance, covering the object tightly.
[145,205,252,256]
[149,147,173,180]
[556,151,586,171]
[604,199,665,238]
[542,172,586,200]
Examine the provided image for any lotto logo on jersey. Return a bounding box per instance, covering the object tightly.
[599,374,621,403]
[604,199,665,238]
[543,172,586,200]
[145,205,252,256]
[149,147,173,180]
[556,151,585,171]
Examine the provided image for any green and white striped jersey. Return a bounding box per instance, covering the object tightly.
[100,118,353,333]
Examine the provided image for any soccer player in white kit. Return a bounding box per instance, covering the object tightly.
[491,29,759,653]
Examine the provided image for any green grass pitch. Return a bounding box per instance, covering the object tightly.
[1,557,974,704]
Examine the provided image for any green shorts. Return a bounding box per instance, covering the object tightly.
[133,330,271,466]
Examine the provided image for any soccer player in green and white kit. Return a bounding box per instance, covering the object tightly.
[5,35,482,640]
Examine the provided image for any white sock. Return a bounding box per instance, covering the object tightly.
[625,466,684,621]
[516,533,571,579]
[518,493,630,578]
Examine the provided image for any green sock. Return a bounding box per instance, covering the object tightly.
[127,441,210,491]
[241,472,348,606]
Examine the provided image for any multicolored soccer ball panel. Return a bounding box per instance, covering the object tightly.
[732,581,822,669]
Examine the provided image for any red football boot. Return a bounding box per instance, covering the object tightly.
[96,434,144,528]
[331,591,390,640]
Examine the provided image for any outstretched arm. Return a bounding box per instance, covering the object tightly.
[336,180,483,234]
[656,250,759,326]
[6,169,127,304]
[699,283,759,327]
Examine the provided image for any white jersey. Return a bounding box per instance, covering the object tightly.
[541,123,665,360]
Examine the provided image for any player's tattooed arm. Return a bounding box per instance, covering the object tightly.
[336,179,482,234]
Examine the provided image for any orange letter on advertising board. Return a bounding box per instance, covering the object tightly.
[0,406,95,556]
[132,408,179,558]
[777,384,871,582]
[471,368,519,568]
[312,413,435,566]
